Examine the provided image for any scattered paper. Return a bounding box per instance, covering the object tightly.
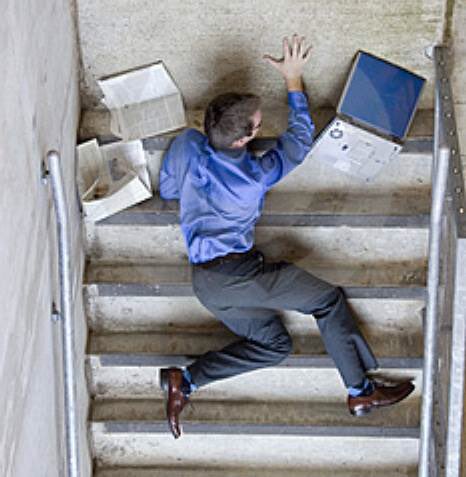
[98,63,186,141]
[77,139,152,222]
[145,149,164,192]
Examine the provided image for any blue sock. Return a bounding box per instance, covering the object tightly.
[182,368,198,396]
[347,377,374,397]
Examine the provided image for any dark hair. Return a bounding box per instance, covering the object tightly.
[204,93,261,149]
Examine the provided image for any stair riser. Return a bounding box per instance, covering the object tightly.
[88,330,423,359]
[145,147,432,192]
[86,226,429,267]
[88,363,421,400]
[94,467,418,477]
[91,398,420,427]
[87,296,424,333]
[236,191,431,216]
[268,152,431,193]
[91,432,419,469]
[86,297,424,358]
[88,326,423,358]
[86,262,427,289]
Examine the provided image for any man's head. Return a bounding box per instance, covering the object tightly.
[204,93,262,150]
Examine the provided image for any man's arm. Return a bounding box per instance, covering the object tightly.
[264,34,311,92]
[258,35,314,189]
[159,136,183,200]
[159,129,206,200]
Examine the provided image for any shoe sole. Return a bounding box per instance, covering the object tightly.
[159,368,184,439]
[350,406,372,417]
[350,382,415,417]
[160,368,170,392]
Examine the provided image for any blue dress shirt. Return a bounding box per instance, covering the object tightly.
[159,91,315,264]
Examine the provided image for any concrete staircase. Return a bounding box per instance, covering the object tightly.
[84,115,433,476]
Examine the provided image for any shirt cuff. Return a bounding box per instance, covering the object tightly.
[287,91,309,111]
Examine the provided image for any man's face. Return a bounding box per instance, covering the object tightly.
[249,109,262,139]
[231,110,262,148]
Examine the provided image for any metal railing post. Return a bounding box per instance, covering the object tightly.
[417,44,466,477]
[47,150,80,477]
[445,238,466,476]
[418,145,450,477]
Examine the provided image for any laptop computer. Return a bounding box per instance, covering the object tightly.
[308,51,426,181]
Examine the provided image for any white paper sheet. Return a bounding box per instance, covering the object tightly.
[98,63,186,141]
[77,139,152,222]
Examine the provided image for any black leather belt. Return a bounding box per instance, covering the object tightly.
[195,248,257,269]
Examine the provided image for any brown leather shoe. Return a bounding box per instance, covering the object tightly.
[348,380,415,416]
[160,367,189,438]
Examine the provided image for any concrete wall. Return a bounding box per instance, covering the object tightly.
[450,1,466,472]
[0,1,90,476]
[451,0,466,181]
[77,0,446,115]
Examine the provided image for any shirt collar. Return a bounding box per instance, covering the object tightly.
[204,139,247,161]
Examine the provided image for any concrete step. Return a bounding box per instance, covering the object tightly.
[87,353,421,400]
[262,141,432,195]
[101,131,433,199]
[91,395,420,427]
[91,421,419,471]
[86,295,424,358]
[85,262,426,293]
[261,191,430,219]
[87,293,424,334]
[81,107,433,199]
[85,222,429,267]
[88,323,423,358]
[143,144,433,211]
[79,106,433,146]
[94,466,418,477]
[97,195,430,227]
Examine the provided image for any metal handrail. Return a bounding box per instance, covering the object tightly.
[419,145,450,476]
[46,151,80,477]
[419,45,466,476]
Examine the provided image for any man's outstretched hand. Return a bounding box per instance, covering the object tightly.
[264,34,311,92]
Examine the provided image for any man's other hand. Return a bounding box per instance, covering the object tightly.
[263,34,311,91]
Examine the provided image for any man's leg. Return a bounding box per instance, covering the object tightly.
[187,306,292,387]
[162,251,414,437]
[190,253,377,389]
[238,256,414,416]
[162,256,292,438]
[252,260,379,388]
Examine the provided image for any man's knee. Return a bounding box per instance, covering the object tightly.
[264,330,293,364]
[276,331,293,355]
[249,317,293,364]
[323,286,343,305]
[299,285,342,317]
[314,286,344,318]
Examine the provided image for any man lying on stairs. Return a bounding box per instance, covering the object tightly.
[159,34,415,439]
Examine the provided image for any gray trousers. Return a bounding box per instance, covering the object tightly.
[188,249,378,388]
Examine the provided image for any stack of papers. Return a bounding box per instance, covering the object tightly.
[98,63,186,141]
[77,63,186,222]
[77,139,152,222]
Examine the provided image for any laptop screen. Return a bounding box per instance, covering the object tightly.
[338,51,425,140]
